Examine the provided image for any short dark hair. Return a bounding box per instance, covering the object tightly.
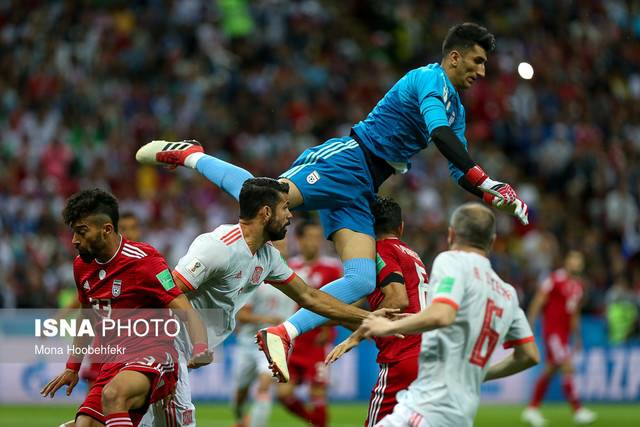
[295,219,321,238]
[442,23,495,56]
[450,203,495,251]
[239,178,290,220]
[372,197,402,236]
[62,188,120,232]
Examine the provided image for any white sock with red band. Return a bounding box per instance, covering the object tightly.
[105,412,133,427]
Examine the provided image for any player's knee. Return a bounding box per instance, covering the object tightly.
[101,383,126,411]
[344,259,376,296]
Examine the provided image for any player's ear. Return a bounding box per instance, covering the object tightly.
[447,226,455,247]
[103,222,114,236]
[449,50,461,67]
[262,205,272,222]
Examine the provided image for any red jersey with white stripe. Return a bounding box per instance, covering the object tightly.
[540,269,583,339]
[288,255,342,364]
[368,238,426,363]
[73,237,181,360]
[173,224,295,347]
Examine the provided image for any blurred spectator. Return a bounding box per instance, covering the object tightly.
[605,277,639,344]
[0,1,638,312]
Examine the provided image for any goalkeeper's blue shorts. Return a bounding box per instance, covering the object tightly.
[280,136,376,239]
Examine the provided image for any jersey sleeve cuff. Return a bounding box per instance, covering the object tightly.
[173,269,196,291]
[503,336,535,349]
[266,272,297,285]
[379,271,404,288]
[432,297,459,310]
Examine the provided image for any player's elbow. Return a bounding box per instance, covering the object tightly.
[516,341,540,368]
[295,287,317,309]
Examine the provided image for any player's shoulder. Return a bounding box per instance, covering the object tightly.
[122,239,158,259]
[547,268,567,286]
[408,63,446,85]
[433,249,460,264]
[188,225,237,254]
[211,223,243,244]
[376,237,401,253]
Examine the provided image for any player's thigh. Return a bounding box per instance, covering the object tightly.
[279,178,303,208]
[102,369,152,410]
[75,415,104,427]
[331,228,376,260]
[545,334,570,367]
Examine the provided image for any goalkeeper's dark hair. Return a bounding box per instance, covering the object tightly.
[62,188,120,232]
[239,178,290,220]
[442,23,495,56]
[372,196,403,236]
[450,202,496,251]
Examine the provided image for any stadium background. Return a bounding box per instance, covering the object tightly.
[1,0,639,425]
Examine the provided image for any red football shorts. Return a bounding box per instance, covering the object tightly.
[544,333,571,364]
[76,355,178,426]
[289,357,330,386]
[365,356,419,427]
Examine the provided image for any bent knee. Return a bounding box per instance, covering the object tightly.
[101,383,126,409]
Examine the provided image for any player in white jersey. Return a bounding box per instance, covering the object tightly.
[141,178,374,426]
[232,277,298,427]
[360,203,540,427]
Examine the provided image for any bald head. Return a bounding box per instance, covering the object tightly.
[450,203,496,252]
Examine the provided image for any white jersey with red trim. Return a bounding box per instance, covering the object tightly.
[397,250,533,427]
[174,224,295,346]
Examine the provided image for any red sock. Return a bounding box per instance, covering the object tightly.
[530,373,551,407]
[105,412,133,427]
[310,397,327,427]
[562,375,581,411]
[279,395,310,421]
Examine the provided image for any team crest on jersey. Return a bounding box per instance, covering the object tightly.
[83,280,90,290]
[306,171,320,184]
[251,266,264,285]
[112,279,122,297]
[182,409,194,424]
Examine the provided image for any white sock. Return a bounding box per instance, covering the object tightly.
[249,396,273,427]
[283,321,299,340]
[184,152,205,169]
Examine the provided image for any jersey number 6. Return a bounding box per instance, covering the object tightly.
[469,298,503,368]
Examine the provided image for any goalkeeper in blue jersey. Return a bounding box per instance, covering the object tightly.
[136,22,529,382]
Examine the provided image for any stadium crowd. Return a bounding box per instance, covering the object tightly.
[0,0,638,338]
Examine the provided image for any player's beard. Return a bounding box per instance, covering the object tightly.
[77,247,95,263]
[266,218,289,241]
[77,236,108,263]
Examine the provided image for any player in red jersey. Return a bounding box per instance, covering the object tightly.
[41,189,212,427]
[326,197,426,426]
[277,220,343,427]
[59,212,144,393]
[522,251,597,426]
